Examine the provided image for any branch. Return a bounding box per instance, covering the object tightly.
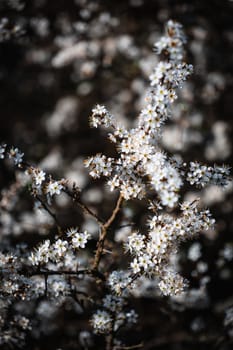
[114,344,144,350]
[64,186,104,225]
[29,268,105,281]
[92,193,124,270]
[35,194,63,234]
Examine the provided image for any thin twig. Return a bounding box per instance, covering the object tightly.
[44,274,48,297]
[30,268,105,281]
[106,332,114,350]
[114,343,144,350]
[92,193,124,270]
[64,187,104,225]
[35,195,62,234]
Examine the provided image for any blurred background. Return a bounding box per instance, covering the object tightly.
[0,0,233,349]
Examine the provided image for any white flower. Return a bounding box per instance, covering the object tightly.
[8,147,24,166]
[126,309,138,324]
[29,252,39,266]
[34,169,46,186]
[107,175,120,191]
[66,227,78,237]
[91,310,112,334]
[46,181,63,196]
[138,254,153,271]
[31,239,51,265]
[71,231,90,249]
[127,232,145,255]
[130,258,141,274]
[53,239,68,257]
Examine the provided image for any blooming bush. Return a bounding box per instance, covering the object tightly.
[0,9,232,350]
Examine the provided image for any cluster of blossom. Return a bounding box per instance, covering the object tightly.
[187,162,231,187]
[158,270,187,296]
[84,20,231,208]
[89,104,115,129]
[153,20,186,60]
[107,270,133,296]
[91,271,138,334]
[0,313,31,348]
[0,154,67,206]
[0,268,31,300]
[83,18,230,300]
[0,144,24,166]
[26,166,66,204]
[91,308,138,334]
[0,251,31,300]
[0,146,66,203]
[83,21,202,207]
[47,277,70,298]
[0,251,22,274]
[29,228,90,266]
[0,17,25,42]
[124,200,215,296]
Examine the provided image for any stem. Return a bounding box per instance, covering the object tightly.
[30,268,105,281]
[92,193,124,270]
[114,344,144,350]
[64,187,104,225]
[106,333,114,350]
[44,274,48,297]
[35,195,62,234]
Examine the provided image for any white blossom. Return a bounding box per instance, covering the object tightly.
[46,180,64,196]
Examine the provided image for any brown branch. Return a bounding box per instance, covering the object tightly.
[114,344,144,350]
[92,193,124,270]
[44,274,48,297]
[105,193,124,229]
[106,332,114,350]
[29,268,105,281]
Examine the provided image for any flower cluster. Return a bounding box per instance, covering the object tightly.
[107,270,133,296]
[91,292,138,334]
[26,166,66,204]
[29,228,90,266]
[0,252,31,299]
[158,270,187,296]
[90,104,115,128]
[153,20,186,60]
[0,313,31,349]
[0,144,24,166]
[83,20,195,207]
[187,162,231,187]
[125,200,215,296]
[66,227,90,249]
[84,154,113,179]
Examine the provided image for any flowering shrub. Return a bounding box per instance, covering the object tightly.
[0,18,232,350]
